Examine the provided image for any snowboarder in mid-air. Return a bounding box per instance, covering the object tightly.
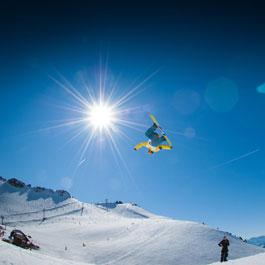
[134,113,172,155]
[218,236,230,262]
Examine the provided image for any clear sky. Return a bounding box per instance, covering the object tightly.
[1,1,265,238]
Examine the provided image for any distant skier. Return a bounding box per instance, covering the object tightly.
[134,123,172,155]
[218,236,230,262]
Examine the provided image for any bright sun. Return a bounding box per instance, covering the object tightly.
[86,102,117,130]
[51,68,156,161]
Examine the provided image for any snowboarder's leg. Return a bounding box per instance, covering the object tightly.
[145,124,157,139]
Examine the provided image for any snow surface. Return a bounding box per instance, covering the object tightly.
[0,178,264,265]
[0,240,94,265]
[208,253,265,265]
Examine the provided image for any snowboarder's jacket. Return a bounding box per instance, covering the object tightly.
[134,124,172,153]
[218,238,230,252]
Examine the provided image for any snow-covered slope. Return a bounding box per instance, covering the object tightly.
[0,239,94,265]
[248,236,265,248]
[208,253,265,265]
[0,177,264,265]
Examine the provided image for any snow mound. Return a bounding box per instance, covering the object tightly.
[96,202,156,219]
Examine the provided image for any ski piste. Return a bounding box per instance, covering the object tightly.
[148,113,172,147]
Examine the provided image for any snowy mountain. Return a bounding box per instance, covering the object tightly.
[0,177,264,265]
[247,236,265,248]
[0,177,71,215]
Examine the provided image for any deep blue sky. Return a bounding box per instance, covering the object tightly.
[1,1,265,237]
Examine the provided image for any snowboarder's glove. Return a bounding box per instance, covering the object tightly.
[134,147,137,151]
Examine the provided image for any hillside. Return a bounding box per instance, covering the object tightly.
[0,177,264,265]
[248,236,265,248]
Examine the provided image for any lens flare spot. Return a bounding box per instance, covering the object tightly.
[173,89,201,115]
[205,78,239,112]
[184,127,196,139]
[60,177,73,190]
[257,83,265,94]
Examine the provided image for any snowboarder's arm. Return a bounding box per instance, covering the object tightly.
[134,142,148,150]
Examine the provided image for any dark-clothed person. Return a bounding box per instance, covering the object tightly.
[218,236,230,262]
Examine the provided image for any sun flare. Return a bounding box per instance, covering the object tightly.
[86,102,117,130]
[48,67,157,165]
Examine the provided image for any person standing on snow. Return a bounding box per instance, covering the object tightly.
[218,236,230,262]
